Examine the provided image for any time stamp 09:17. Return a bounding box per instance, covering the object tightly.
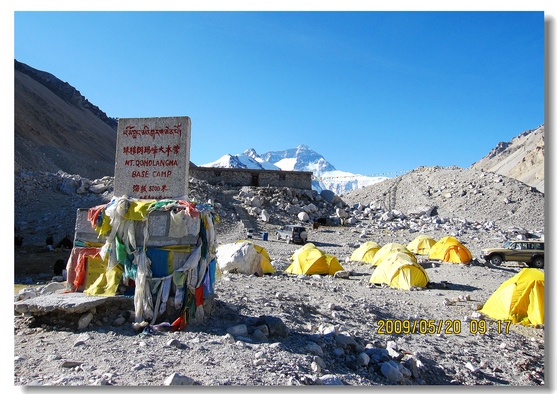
[376,319,512,335]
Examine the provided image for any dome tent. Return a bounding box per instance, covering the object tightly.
[480,268,544,326]
[370,243,416,267]
[369,252,430,290]
[324,254,343,274]
[428,236,472,264]
[216,242,264,276]
[291,242,317,262]
[285,244,344,276]
[236,240,275,274]
[407,234,437,255]
[350,241,381,263]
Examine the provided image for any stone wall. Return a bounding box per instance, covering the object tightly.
[190,167,312,190]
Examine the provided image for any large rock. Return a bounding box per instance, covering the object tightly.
[320,190,339,204]
[164,373,194,385]
[256,315,289,338]
[59,177,79,195]
[89,183,109,194]
[298,212,310,222]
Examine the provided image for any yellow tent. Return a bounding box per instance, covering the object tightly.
[350,241,381,263]
[286,245,344,275]
[324,254,344,274]
[369,252,430,290]
[407,235,437,255]
[428,236,472,264]
[236,240,276,274]
[370,243,416,266]
[480,268,544,326]
[291,242,317,262]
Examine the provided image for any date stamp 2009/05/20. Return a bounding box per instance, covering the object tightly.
[376,319,511,335]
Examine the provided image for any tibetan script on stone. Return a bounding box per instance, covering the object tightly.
[114,116,191,199]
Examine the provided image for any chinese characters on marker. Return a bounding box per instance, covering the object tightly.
[121,124,183,199]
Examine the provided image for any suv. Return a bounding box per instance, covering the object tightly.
[276,225,308,244]
[480,240,544,268]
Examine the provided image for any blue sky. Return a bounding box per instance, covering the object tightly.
[11,6,549,177]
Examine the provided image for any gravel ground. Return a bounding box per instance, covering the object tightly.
[12,166,546,387]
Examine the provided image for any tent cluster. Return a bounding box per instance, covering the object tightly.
[217,232,544,327]
[217,233,473,286]
[66,196,219,330]
[365,243,429,290]
[347,235,544,325]
[369,252,430,290]
[349,234,471,265]
[216,242,345,277]
[347,234,473,290]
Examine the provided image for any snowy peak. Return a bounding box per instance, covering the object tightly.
[202,145,336,173]
[202,154,246,169]
[200,145,387,194]
[243,148,260,161]
[202,151,280,171]
[260,144,336,173]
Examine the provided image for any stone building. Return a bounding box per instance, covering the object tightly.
[190,166,313,190]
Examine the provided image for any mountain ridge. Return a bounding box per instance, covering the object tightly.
[14,60,117,179]
[13,59,544,194]
[471,124,544,193]
[15,60,117,130]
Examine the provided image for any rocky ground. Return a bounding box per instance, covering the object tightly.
[13,166,545,386]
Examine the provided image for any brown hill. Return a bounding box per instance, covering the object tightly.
[470,124,544,193]
[14,60,117,179]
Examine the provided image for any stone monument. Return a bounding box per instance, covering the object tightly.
[114,116,191,199]
[53,115,217,328]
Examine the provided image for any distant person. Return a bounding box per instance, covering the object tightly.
[53,259,66,276]
[40,235,55,252]
[55,235,73,250]
[15,234,23,248]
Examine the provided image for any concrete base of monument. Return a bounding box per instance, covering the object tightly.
[14,290,216,331]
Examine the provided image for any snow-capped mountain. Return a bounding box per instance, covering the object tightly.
[202,150,280,171]
[200,145,388,194]
[313,170,389,195]
[259,145,336,174]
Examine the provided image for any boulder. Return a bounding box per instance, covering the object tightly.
[298,212,310,222]
[59,178,79,195]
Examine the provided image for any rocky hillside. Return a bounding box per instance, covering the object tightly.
[14,60,117,179]
[340,165,544,233]
[471,124,544,193]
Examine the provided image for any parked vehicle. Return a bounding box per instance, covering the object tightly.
[276,225,308,244]
[245,228,254,239]
[480,240,544,268]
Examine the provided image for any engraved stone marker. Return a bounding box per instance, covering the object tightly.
[114,116,191,199]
